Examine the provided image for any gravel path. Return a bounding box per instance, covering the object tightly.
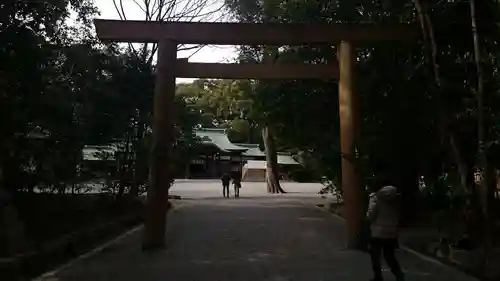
[38,181,477,281]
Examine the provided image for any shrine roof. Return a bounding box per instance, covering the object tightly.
[236,144,266,157]
[194,128,248,152]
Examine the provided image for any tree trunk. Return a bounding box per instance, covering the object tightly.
[413,0,472,259]
[470,0,488,220]
[449,132,469,191]
[262,126,285,194]
[469,0,492,267]
[413,0,471,191]
[260,43,284,194]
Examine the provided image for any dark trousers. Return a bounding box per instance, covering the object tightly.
[369,237,404,280]
[222,184,230,197]
[234,184,240,198]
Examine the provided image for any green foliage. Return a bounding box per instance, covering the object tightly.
[0,0,101,192]
[423,172,468,212]
[0,1,200,195]
[176,79,261,143]
[224,0,500,215]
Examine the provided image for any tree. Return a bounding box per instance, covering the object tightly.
[176,76,287,192]
[177,79,255,131]
[0,0,207,261]
[223,0,500,253]
[409,0,499,253]
[261,125,285,193]
[112,0,226,64]
[468,0,498,268]
[109,0,227,196]
[224,0,292,193]
[0,0,101,257]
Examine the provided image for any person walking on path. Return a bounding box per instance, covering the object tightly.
[221,173,231,198]
[232,172,242,198]
[367,183,405,281]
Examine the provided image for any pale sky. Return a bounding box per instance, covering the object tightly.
[94,0,238,82]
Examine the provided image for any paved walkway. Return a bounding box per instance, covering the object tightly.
[37,182,476,281]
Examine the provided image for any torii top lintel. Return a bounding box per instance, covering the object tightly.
[94,19,417,45]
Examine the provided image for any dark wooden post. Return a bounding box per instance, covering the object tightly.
[338,41,363,248]
[143,39,177,250]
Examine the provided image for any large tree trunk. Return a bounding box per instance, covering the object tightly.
[469,0,493,268]
[261,44,285,194]
[470,0,488,223]
[262,126,285,194]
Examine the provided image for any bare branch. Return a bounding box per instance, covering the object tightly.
[112,0,125,20]
[119,0,128,20]
[187,45,206,58]
[132,0,147,14]
[144,0,151,20]
[150,0,159,18]
[178,44,208,52]
[112,0,228,64]
[184,4,225,22]
[114,0,143,56]
[153,0,163,21]
[163,0,179,21]
[178,0,222,21]
[151,43,158,57]
[177,0,205,18]
[142,0,151,60]
[128,43,140,58]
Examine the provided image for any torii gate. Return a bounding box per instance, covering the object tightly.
[94,19,416,250]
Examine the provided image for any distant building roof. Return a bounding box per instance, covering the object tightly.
[277,154,300,165]
[237,143,260,148]
[237,143,266,157]
[244,160,267,170]
[194,128,248,152]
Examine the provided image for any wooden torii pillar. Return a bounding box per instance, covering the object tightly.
[143,39,177,249]
[94,19,416,250]
[338,41,361,247]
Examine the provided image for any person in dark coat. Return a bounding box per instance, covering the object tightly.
[220,173,231,198]
[367,182,405,281]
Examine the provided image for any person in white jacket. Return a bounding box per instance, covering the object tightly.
[367,184,405,281]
